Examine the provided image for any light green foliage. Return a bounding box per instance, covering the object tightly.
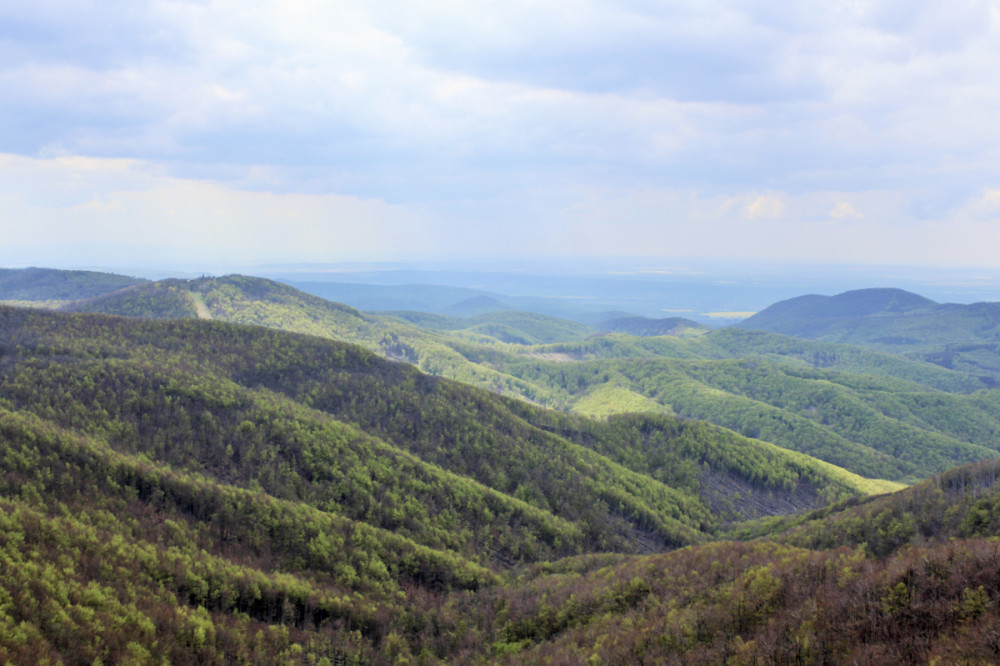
[738,288,1000,378]
[49,273,1000,484]
[3,292,1000,662]
[571,384,673,418]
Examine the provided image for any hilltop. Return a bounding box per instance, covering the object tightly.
[0,267,144,304]
[8,270,995,484]
[738,287,1000,379]
[596,315,709,337]
[745,288,936,324]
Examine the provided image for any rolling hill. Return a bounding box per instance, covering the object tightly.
[380,310,596,345]
[3,280,1000,662]
[0,267,144,305]
[595,315,709,337]
[738,287,1000,379]
[48,273,1000,483]
[1,305,883,541]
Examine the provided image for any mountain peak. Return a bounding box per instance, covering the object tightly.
[824,288,937,316]
[739,287,937,333]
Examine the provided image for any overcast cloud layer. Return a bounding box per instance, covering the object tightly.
[2,0,1000,267]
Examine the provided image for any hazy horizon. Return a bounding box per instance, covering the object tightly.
[6,258,1000,325]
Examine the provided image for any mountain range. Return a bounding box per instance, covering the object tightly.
[40,273,998,484]
[3,268,1000,662]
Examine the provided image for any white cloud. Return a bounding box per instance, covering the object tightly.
[0,153,429,264]
[943,187,1000,222]
[2,1,1000,267]
[6,153,1000,268]
[744,194,786,219]
[831,201,863,219]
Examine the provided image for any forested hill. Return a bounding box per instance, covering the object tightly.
[0,267,144,303]
[0,304,888,541]
[744,288,937,325]
[737,287,1000,378]
[53,274,1000,484]
[377,309,597,345]
[732,456,1000,556]
[595,315,709,337]
[6,299,1000,660]
[0,303,896,662]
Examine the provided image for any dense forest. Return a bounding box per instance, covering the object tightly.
[56,274,1000,484]
[739,287,1000,377]
[4,269,1000,663]
[0,267,144,306]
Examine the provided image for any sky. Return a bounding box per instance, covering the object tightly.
[3,0,1000,270]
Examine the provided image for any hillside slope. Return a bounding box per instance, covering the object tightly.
[380,310,596,345]
[0,405,497,664]
[733,456,1000,556]
[0,267,144,304]
[596,315,709,337]
[2,395,995,664]
[0,306,879,542]
[495,353,999,481]
[738,287,1000,379]
[61,274,1000,483]
[3,300,1000,663]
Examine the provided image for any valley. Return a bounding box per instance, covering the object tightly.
[2,267,1000,663]
[62,274,1000,483]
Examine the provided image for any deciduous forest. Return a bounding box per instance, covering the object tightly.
[3,270,1000,664]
